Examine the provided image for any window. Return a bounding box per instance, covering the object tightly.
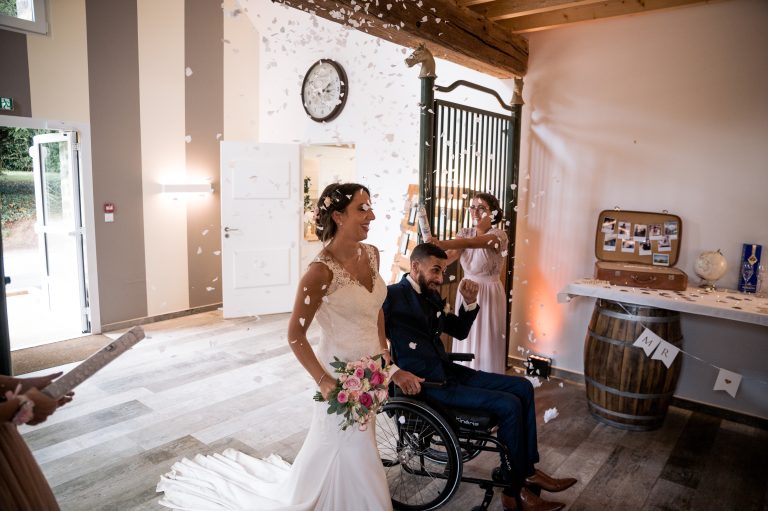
[0,0,48,35]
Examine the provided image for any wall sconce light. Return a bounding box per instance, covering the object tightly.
[160,183,213,194]
[526,354,552,379]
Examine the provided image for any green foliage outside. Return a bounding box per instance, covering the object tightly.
[0,0,18,16]
[1,172,35,228]
[1,128,62,239]
[0,127,60,174]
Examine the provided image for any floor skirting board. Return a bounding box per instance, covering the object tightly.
[100,303,222,333]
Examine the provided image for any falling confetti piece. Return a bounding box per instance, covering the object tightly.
[202,229,209,236]
[398,415,406,424]
[185,135,192,143]
[185,67,193,76]
[559,382,564,388]
[544,408,559,423]
[213,250,221,256]
[449,275,456,281]
[205,287,215,292]
[409,342,417,349]
[525,375,542,388]
[196,246,202,255]
[299,318,305,326]
[304,295,311,305]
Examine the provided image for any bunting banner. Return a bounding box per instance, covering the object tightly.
[633,328,663,357]
[650,339,680,369]
[713,368,743,398]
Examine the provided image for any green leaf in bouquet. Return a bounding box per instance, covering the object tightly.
[313,391,326,402]
[330,360,347,371]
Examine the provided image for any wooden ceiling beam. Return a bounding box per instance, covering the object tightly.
[497,0,710,32]
[273,0,529,77]
[469,0,607,20]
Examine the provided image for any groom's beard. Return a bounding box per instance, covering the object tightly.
[416,272,441,296]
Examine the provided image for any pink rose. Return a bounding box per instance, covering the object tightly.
[354,367,365,379]
[359,392,373,408]
[349,390,361,402]
[343,376,362,391]
[337,391,348,404]
[369,370,385,386]
[375,389,389,403]
[339,374,348,383]
[367,360,379,372]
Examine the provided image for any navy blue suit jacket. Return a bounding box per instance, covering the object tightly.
[383,275,479,382]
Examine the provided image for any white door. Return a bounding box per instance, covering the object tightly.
[31,131,90,332]
[220,142,301,318]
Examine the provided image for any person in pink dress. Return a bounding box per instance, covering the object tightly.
[431,192,508,374]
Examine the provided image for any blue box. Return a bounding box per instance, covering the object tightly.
[738,243,762,293]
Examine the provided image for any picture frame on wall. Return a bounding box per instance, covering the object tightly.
[407,204,418,225]
[400,233,410,255]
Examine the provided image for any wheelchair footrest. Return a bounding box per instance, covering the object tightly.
[470,483,496,511]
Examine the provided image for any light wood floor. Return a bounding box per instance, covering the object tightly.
[20,310,768,511]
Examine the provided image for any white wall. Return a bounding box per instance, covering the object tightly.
[26,0,90,123]
[515,0,768,418]
[242,0,513,278]
[137,0,190,316]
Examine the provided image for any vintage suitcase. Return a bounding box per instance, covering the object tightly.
[594,209,688,291]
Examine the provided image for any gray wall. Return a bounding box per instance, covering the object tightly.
[85,0,148,325]
[185,0,223,308]
[0,30,31,117]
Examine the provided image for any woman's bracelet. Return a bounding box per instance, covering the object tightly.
[316,373,327,386]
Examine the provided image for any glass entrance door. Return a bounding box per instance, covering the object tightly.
[3,131,90,349]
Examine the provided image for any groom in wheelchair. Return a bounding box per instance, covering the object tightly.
[384,242,576,511]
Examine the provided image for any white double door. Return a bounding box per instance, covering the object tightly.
[220,143,302,318]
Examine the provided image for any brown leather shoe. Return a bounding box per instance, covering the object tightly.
[501,487,565,511]
[525,469,577,493]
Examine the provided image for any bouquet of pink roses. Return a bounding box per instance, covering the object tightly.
[313,354,391,431]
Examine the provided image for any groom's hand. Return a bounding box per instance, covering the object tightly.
[459,279,479,304]
[392,370,425,396]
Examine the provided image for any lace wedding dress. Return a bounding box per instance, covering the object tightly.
[157,244,392,510]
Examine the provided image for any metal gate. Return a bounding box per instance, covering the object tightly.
[408,46,523,365]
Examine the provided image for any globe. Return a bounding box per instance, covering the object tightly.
[694,249,728,289]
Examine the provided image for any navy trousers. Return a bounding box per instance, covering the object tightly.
[422,364,539,491]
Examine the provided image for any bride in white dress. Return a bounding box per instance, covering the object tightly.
[157,183,393,510]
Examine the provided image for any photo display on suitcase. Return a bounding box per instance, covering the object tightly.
[594,209,688,291]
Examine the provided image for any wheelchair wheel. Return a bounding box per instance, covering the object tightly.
[377,398,462,511]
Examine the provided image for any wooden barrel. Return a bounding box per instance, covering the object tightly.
[584,299,683,431]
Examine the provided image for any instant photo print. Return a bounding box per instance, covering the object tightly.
[594,209,687,290]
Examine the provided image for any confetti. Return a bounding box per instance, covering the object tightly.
[299,318,305,327]
[185,67,193,77]
[525,375,542,388]
[409,342,417,349]
[304,295,311,305]
[543,408,559,423]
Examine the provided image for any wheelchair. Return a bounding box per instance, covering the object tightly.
[376,353,516,511]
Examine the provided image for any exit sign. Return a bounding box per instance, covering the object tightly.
[0,97,13,111]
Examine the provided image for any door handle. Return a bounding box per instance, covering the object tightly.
[224,227,239,232]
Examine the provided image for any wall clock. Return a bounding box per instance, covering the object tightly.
[301,59,348,123]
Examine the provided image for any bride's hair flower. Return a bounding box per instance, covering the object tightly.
[313,354,391,431]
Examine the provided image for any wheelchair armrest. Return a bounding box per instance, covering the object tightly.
[448,353,475,362]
